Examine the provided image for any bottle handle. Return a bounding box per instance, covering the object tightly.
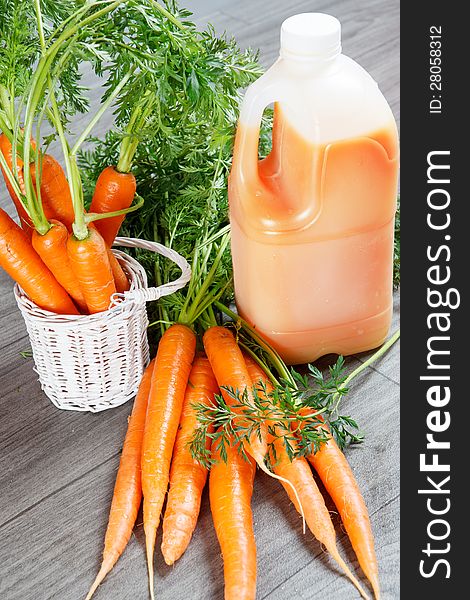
[232,73,321,234]
[231,76,281,186]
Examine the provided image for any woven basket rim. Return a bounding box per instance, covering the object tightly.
[13,235,191,325]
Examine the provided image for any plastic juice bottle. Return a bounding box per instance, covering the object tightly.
[229,13,399,364]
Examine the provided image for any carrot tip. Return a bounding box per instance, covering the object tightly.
[145,529,156,600]
[161,530,190,566]
[256,458,306,534]
[329,548,371,600]
[84,562,112,600]
[161,543,176,566]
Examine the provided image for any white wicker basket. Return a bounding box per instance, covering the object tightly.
[14,237,191,413]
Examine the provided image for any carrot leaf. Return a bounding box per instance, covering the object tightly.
[189,357,363,470]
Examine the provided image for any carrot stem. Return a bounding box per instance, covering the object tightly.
[84,195,144,224]
[70,70,135,157]
[117,90,155,173]
[34,0,46,49]
[0,113,13,140]
[22,0,125,234]
[239,342,279,386]
[182,234,230,324]
[345,329,401,387]
[215,301,294,384]
[147,0,187,31]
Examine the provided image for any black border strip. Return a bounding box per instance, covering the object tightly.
[401,2,465,595]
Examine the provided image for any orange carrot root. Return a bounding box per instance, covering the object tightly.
[203,330,305,526]
[85,360,154,600]
[0,208,78,314]
[142,324,196,598]
[203,328,271,469]
[89,166,137,246]
[31,153,75,230]
[107,248,130,293]
[32,220,88,313]
[308,428,381,599]
[244,354,370,600]
[67,226,116,314]
[276,455,370,600]
[145,526,156,600]
[161,355,219,565]
[210,440,257,600]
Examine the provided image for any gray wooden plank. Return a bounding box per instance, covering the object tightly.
[0,378,134,527]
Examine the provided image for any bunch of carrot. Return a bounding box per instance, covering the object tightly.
[85,320,389,600]
[0,0,155,317]
[0,132,141,315]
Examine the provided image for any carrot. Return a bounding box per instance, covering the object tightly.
[161,354,219,565]
[32,220,87,313]
[85,360,155,600]
[67,226,116,314]
[107,248,130,294]
[0,135,74,233]
[87,222,129,294]
[202,326,269,471]
[202,325,302,511]
[244,355,370,600]
[307,425,380,600]
[209,438,257,600]
[31,153,75,230]
[142,323,196,600]
[0,208,78,314]
[89,166,137,247]
[0,133,34,236]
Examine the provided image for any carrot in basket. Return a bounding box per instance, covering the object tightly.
[209,438,257,600]
[244,355,370,600]
[0,208,78,314]
[1,134,74,232]
[87,222,129,294]
[307,424,380,600]
[32,220,87,313]
[142,323,196,600]
[107,247,130,294]
[31,153,75,230]
[89,166,137,247]
[161,354,219,565]
[67,226,116,314]
[85,360,155,600]
[0,133,34,236]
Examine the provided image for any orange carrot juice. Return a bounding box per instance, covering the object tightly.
[230,112,398,364]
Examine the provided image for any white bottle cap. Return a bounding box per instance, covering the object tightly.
[280,13,341,61]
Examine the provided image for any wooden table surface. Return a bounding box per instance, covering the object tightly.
[0,1,399,599]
